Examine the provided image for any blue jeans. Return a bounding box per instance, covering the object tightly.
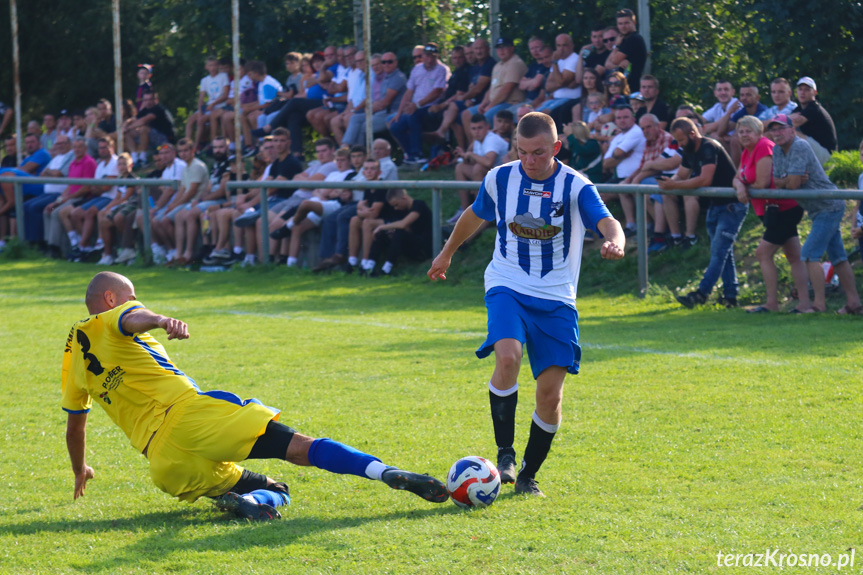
[23,192,59,242]
[388,106,439,159]
[466,102,513,126]
[800,208,847,264]
[698,202,748,299]
[319,202,357,259]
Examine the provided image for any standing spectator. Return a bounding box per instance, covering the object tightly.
[0,100,13,136]
[185,56,230,153]
[767,114,861,314]
[578,24,610,77]
[601,106,645,235]
[758,77,798,121]
[40,114,58,151]
[459,37,527,138]
[722,82,768,163]
[536,34,581,125]
[135,64,154,111]
[605,9,647,93]
[449,114,510,223]
[789,77,837,165]
[660,118,746,307]
[702,80,738,140]
[365,189,433,276]
[388,43,448,165]
[732,115,809,313]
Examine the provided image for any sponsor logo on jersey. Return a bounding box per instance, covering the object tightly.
[523,188,551,198]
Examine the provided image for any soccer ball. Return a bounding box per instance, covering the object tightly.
[446,456,501,509]
[600,121,620,138]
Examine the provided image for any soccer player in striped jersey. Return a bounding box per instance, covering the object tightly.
[428,112,625,497]
[63,272,448,521]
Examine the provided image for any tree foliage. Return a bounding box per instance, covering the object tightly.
[0,0,861,147]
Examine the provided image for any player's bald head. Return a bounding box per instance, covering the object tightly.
[86,272,135,314]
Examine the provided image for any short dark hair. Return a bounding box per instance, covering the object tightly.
[386,188,406,201]
[495,109,514,122]
[592,22,606,32]
[470,113,488,124]
[771,77,791,88]
[671,117,697,135]
[516,112,557,141]
[315,137,336,149]
[641,74,659,89]
[616,8,636,20]
[740,82,758,91]
[272,127,290,139]
[218,57,232,67]
[246,60,266,76]
[349,144,366,155]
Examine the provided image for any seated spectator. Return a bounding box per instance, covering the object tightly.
[675,104,705,129]
[425,46,472,139]
[448,114,509,223]
[661,118,746,308]
[767,114,860,314]
[250,53,304,144]
[581,92,610,129]
[1,135,17,168]
[258,51,330,159]
[789,77,837,165]
[757,77,798,122]
[96,153,139,265]
[280,147,356,267]
[307,46,354,140]
[42,138,97,256]
[314,157,383,273]
[572,68,611,126]
[561,121,602,182]
[493,109,515,142]
[169,140,219,266]
[245,60,284,150]
[185,56,230,153]
[634,75,670,128]
[732,115,808,313]
[621,114,681,252]
[186,136,234,257]
[605,9,647,93]
[56,110,74,140]
[578,24,611,78]
[124,92,175,166]
[342,51,406,148]
[588,70,630,131]
[0,132,53,240]
[40,113,58,151]
[372,138,398,180]
[0,100,12,137]
[365,188,433,276]
[512,38,551,113]
[330,50,371,145]
[140,143,186,263]
[63,138,119,259]
[535,33,582,125]
[22,135,73,247]
[431,40,495,150]
[702,79,738,140]
[220,59,255,152]
[388,43,448,164]
[95,99,118,146]
[601,106,645,234]
[459,37,527,144]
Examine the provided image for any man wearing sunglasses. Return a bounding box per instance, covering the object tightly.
[605,8,646,93]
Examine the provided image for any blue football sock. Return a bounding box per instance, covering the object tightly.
[246,489,290,508]
[307,438,381,479]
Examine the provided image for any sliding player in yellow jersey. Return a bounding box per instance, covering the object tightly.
[63,272,447,521]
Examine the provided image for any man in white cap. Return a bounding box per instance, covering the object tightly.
[789,76,836,165]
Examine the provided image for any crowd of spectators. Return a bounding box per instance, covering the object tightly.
[0,8,861,310]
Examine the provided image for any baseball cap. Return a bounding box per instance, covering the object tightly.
[137,63,153,74]
[59,109,69,117]
[423,43,439,54]
[766,113,793,129]
[495,37,514,47]
[797,76,816,90]
[630,92,645,102]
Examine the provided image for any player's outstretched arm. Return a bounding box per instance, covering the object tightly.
[121,308,190,340]
[427,206,485,281]
[66,413,95,500]
[597,216,625,260]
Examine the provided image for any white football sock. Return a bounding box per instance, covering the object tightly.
[382,261,393,274]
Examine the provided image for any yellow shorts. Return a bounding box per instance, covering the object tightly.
[146,393,280,502]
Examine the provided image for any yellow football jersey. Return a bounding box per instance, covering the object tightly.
[61,300,199,452]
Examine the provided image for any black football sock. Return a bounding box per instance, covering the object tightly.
[519,411,559,479]
[489,381,518,451]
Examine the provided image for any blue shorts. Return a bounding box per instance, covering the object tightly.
[801,208,847,264]
[80,196,112,211]
[476,286,581,380]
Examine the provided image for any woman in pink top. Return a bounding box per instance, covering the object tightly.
[733,115,810,313]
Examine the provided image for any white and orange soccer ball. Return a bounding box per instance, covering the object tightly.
[446,456,501,509]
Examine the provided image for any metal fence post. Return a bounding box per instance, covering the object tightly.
[432,188,442,255]
[635,191,648,297]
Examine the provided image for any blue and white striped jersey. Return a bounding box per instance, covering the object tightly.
[472,159,612,305]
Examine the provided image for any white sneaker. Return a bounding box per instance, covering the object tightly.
[166,249,178,262]
[115,248,137,263]
[94,238,104,250]
[447,208,464,225]
[151,244,167,265]
[96,254,115,266]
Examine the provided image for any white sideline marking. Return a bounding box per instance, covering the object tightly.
[224,310,788,366]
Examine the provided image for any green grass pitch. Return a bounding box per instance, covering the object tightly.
[0,261,860,574]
